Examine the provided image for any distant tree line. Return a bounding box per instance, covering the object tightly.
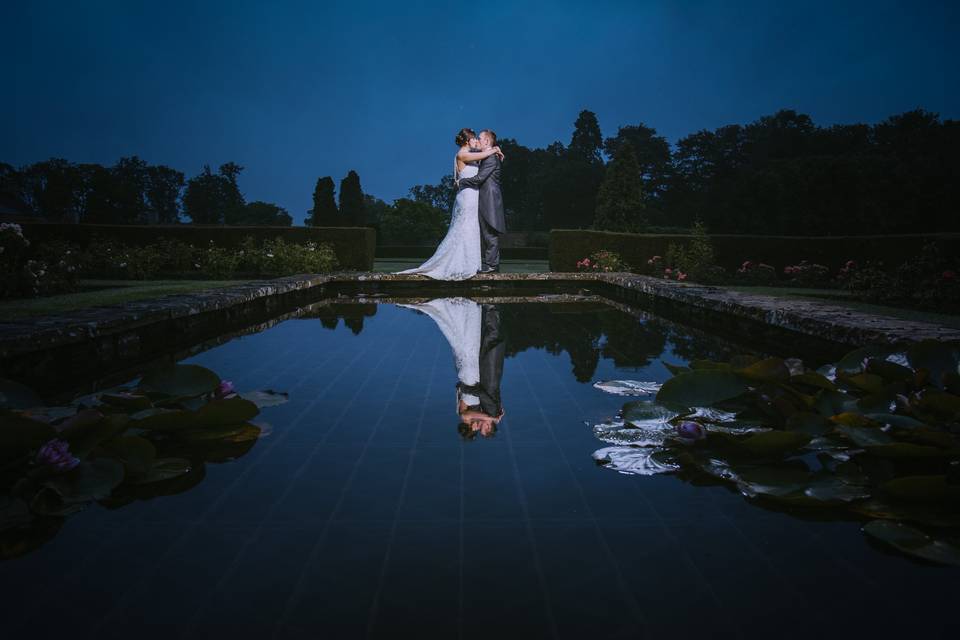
[395,107,958,238]
[0,158,291,226]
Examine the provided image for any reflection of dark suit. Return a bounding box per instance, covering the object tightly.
[458,304,505,417]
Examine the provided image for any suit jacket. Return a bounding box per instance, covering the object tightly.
[458,304,505,417]
[458,154,506,233]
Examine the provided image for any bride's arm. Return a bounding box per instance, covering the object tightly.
[456,146,503,162]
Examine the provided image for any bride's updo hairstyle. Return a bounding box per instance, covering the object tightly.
[455,128,477,147]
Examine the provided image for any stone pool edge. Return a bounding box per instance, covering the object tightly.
[2,271,958,363]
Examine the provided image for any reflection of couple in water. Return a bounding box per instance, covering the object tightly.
[399,299,505,439]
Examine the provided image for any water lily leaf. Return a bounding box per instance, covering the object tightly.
[863,520,960,567]
[735,465,809,498]
[621,400,678,427]
[661,361,690,376]
[864,359,915,383]
[790,372,836,391]
[864,443,960,459]
[835,425,894,447]
[139,364,220,398]
[730,354,761,369]
[882,475,960,505]
[840,373,885,395]
[100,435,156,476]
[41,458,125,504]
[785,412,832,436]
[913,389,960,421]
[0,378,42,410]
[814,390,858,418]
[0,410,56,462]
[854,500,960,528]
[60,411,130,459]
[864,413,927,430]
[737,358,790,383]
[190,397,259,427]
[945,372,960,396]
[835,346,897,374]
[592,420,670,447]
[907,340,960,389]
[690,360,730,371]
[829,412,879,428]
[593,380,662,396]
[738,431,811,457]
[239,390,290,408]
[592,447,679,476]
[656,370,751,407]
[132,458,192,484]
[176,423,262,443]
[100,393,153,411]
[802,477,871,504]
[130,408,194,432]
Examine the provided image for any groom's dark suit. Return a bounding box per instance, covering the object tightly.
[457,154,505,271]
[458,304,505,417]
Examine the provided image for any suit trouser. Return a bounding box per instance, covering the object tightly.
[480,216,501,269]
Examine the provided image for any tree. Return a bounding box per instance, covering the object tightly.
[594,141,646,232]
[183,163,246,224]
[145,165,185,224]
[379,198,447,245]
[234,201,292,226]
[19,159,85,222]
[362,194,390,226]
[409,175,456,214]
[603,124,673,215]
[218,162,247,225]
[306,176,338,226]
[569,109,604,165]
[339,170,364,226]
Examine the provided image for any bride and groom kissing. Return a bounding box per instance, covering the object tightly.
[398,128,506,280]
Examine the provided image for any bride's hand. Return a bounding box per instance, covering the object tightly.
[493,146,505,161]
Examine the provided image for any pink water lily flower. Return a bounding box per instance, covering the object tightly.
[675,420,706,443]
[36,439,80,473]
[214,380,237,399]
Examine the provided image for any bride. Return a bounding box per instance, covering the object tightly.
[397,128,504,280]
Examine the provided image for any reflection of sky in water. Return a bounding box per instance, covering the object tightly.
[3,302,955,637]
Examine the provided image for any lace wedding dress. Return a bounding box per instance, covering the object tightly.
[398,298,482,406]
[397,163,481,280]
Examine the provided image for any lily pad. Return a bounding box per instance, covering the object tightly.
[139,364,220,398]
[190,397,259,427]
[790,372,836,391]
[862,520,960,567]
[130,408,194,432]
[101,436,157,476]
[835,346,897,374]
[42,458,125,504]
[240,390,290,408]
[592,420,670,447]
[593,380,662,396]
[835,425,894,447]
[592,447,679,476]
[656,370,751,407]
[737,358,790,383]
[0,411,56,462]
[738,431,811,457]
[907,340,960,389]
[0,379,42,410]
[100,393,153,411]
[882,475,960,504]
[621,400,678,428]
[132,458,193,484]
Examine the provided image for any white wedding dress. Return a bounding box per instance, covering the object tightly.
[398,297,482,407]
[397,163,481,280]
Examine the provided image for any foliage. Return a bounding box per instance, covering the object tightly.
[338,170,365,226]
[664,221,726,284]
[379,198,448,245]
[782,260,831,287]
[734,261,778,286]
[231,201,293,226]
[594,141,646,233]
[183,163,246,225]
[0,364,288,561]
[307,176,338,226]
[575,249,631,273]
[238,237,338,276]
[1,224,81,297]
[843,243,960,312]
[592,340,960,566]
[409,175,456,214]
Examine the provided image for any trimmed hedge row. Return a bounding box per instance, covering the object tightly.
[549,229,960,273]
[19,223,376,271]
[377,245,548,260]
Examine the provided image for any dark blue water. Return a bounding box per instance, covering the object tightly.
[3,301,955,639]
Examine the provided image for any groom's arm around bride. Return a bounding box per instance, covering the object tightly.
[456,129,506,272]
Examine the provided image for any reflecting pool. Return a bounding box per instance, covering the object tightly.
[2,298,956,639]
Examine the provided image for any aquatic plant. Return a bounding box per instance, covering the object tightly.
[0,364,287,561]
[592,340,960,566]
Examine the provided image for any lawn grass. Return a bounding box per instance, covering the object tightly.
[373,259,550,274]
[725,285,960,329]
[0,280,248,321]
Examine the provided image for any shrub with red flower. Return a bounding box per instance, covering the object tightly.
[782,261,831,287]
[575,250,630,273]
[734,260,778,285]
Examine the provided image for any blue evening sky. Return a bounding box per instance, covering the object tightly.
[5,0,956,223]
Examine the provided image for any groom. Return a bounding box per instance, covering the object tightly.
[457,304,506,437]
[457,129,505,273]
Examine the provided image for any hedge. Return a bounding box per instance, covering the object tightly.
[377,245,548,260]
[19,223,376,271]
[550,229,960,273]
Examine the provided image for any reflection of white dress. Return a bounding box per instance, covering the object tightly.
[399,298,481,405]
[396,163,481,280]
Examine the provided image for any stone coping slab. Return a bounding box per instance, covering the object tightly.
[1,271,958,362]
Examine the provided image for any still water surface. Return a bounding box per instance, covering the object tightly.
[3,300,955,638]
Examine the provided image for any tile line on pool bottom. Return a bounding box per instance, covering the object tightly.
[550,313,741,637]
[88,315,392,637]
[269,315,430,639]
